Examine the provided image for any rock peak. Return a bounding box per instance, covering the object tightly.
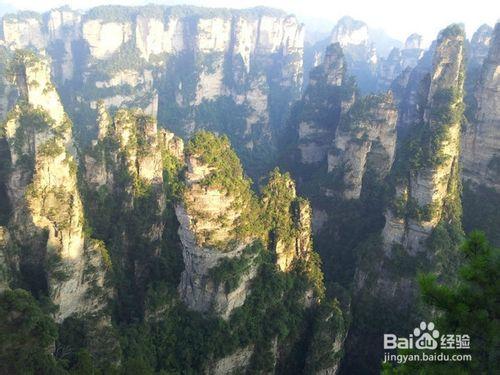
[437,23,465,43]
[462,22,500,191]
[321,43,346,86]
[405,33,423,49]
[472,23,494,41]
[383,22,466,253]
[331,15,369,47]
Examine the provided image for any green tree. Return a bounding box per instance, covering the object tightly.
[69,349,96,375]
[0,289,62,374]
[384,231,499,374]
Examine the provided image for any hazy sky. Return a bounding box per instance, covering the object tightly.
[0,0,498,44]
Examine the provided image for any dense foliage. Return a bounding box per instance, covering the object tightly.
[261,168,299,244]
[384,232,500,374]
[209,241,261,293]
[0,289,60,374]
[0,11,496,375]
[339,92,393,132]
[185,131,262,246]
[119,252,314,373]
[462,183,500,247]
[83,4,286,23]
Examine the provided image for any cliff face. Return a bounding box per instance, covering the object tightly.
[207,345,254,375]
[3,53,105,319]
[261,169,313,271]
[382,25,465,253]
[389,44,434,139]
[84,105,167,222]
[469,24,493,71]
[0,48,15,121]
[155,7,304,166]
[2,12,47,51]
[0,6,304,176]
[291,42,397,202]
[304,300,347,375]
[328,93,398,199]
[83,99,185,194]
[176,132,315,320]
[0,63,330,372]
[2,9,81,83]
[81,102,186,322]
[175,132,260,318]
[1,52,119,363]
[329,16,377,92]
[462,23,500,191]
[83,102,115,191]
[293,43,355,166]
[170,135,325,372]
[143,131,329,374]
[460,23,500,246]
[330,16,369,48]
[376,33,424,91]
[286,39,399,271]
[344,26,467,372]
[0,8,347,373]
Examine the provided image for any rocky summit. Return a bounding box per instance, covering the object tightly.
[0,4,498,375]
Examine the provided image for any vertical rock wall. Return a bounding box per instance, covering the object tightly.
[462,23,500,191]
[1,54,118,364]
[0,6,304,160]
[328,93,398,199]
[382,25,466,253]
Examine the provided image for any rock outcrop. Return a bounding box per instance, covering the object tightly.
[261,169,312,271]
[2,12,47,51]
[0,47,16,121]
[291,43,397,202]
[330,16,377,92]
[83,102,115,190]
[405,33,422,50]
[1,51,119,362]
[462,23,500,191]
[0,6,366,373]
[176,132,260,318]
[469,24,493,70]
[156,7,304,158]
[328,92,398,199]
[293,43,355,166]
[84,100,185,194]
[376,33,424,91]
[1,8,81,83]
[176,133,314,319]
[207,345,254,375]
[82,101,186,307]
[463,23,493,122]
[389,44,435,137]
[0,6,304,174]
[346,26,466,372]
[331,16,369,48]
[3,52,99,319]
[382,24,465,253]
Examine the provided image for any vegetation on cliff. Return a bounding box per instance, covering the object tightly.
[0,289,59,374]
[384,232,500,374]
[338,92,393,132]
[1,10,498,375]
[261,169,300,244]
[185,131,262,245]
